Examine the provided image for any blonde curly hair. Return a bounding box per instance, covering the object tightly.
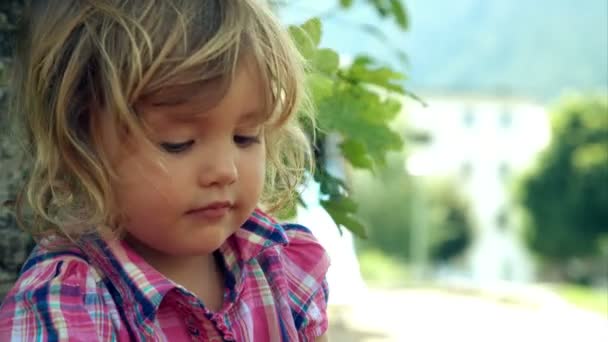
[8,0,314,242]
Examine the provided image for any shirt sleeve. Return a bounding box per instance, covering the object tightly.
[281,224,331,341]
[0,256,112,341]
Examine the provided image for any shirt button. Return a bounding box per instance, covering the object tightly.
[187,325,200,336]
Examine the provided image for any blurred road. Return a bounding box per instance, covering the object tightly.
[328,287,608,342]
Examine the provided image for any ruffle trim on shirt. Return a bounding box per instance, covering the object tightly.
[15,247,95,292]
[279,223,331,340]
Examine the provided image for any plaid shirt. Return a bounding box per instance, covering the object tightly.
[0,209,330,341]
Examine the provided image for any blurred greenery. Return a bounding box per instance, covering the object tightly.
[516,94,608,286]
[426,180,473,262]
[518,95,608,264]
[287,6,411,238]
[553,284,608,316]
[338,0,409,29]
[351,151,412,258]
[351,150,474,263]
[357,249,410,287]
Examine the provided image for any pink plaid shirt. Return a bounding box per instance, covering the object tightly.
[0,209,330,341]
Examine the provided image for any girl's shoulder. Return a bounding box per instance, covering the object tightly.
[0,241,104,310]
[272,223,331,338]
[278,223,331,282]
[244,210,330,285]
[237,213,330,340]
[237,209,331,280]
[0,242,112,340]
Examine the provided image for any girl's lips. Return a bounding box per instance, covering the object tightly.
[186,202,232,220]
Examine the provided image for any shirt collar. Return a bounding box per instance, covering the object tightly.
[82,208,288,324]
[225,208,289,262]
[84,234,176,324]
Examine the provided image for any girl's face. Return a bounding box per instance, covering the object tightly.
[99,61,267,258]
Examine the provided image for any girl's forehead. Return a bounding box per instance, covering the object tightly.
[137,79,226,121]
[137,64,270,127]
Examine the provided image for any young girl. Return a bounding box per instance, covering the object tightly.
[0,0,330,341]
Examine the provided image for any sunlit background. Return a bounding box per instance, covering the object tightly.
[280,0,608,341]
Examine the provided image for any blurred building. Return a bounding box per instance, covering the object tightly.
[404,93,551,283]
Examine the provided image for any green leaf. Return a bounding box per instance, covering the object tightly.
[389,0,409,29]
[289,27,314,59]
[339,139,374,169]
[312,48,340,75]
[316,85,404,169]
[324,196,358,213]
[307,73,334,103]
[370,0,389,17]
[340,0,354,8]
[314,167,350,198]
[301,18,322,46]
[347,56,406,93]
[288,28,315,59]
[322,198,368,238]
[573,143,608,170]
[288,18,322,60]
[378,97,403,122]
[365,0,409,30]
[353,90,402,124]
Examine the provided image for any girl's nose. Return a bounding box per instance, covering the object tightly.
[197,146,238,187]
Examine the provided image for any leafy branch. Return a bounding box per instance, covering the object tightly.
[289,18,408,237]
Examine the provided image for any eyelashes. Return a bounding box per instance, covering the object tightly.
[160,140,194,154]
[233,135,261,147]
[160,135,261,154]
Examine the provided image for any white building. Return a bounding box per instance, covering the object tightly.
[404,93,551,283]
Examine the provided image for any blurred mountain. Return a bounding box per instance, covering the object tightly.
[280,0,608,102]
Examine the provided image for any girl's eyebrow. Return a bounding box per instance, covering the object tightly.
[143,107,266,129]
[144,109,209,127]
[142,85,203,107]
[140,77,226,110]
[138,93,222,125]
[238,111,266,125]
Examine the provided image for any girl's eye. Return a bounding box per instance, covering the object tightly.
[160,140,194,154]
[234,135,260,147]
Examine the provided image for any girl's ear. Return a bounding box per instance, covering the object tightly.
[115,118,132,141]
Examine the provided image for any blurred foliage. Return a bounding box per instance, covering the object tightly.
[337,0,409,29]
[0,0,21,58]
[351,152,473,262]
[552,283,608,316]
[351,152,412,257]
[426,180,473,262]
[0,0,20,103]
[273,0,408,30]
[288,11,411,237]
[357,248,410,288]
[518,94,608,261]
